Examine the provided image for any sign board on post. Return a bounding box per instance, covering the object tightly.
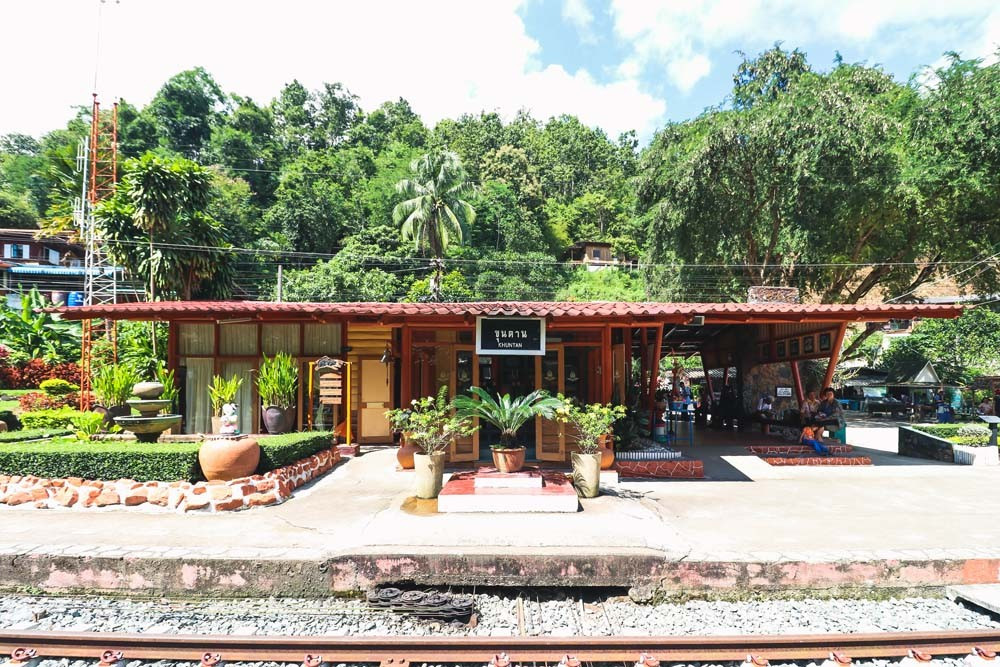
[315,356,346,405]
[475,316,546,356]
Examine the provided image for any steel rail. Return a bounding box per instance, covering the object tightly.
[1,629,1000,663]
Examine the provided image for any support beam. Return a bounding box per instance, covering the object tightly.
[822,323,849,389]
[648,323,664,429]
[400,325,412,407]
[790,360,804,405]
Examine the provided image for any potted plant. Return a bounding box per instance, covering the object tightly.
[208,374,243,434]
[387,407,420,469]
[555,399,627,498]
[388,386,477,498]
[92,363,142,425]
[257,352,297,434]
[454,387,562,474]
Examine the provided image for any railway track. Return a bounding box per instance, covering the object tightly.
[1,629,1000,664]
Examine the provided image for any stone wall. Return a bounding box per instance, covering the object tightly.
[0,448,341,512]
[742,361,798,415]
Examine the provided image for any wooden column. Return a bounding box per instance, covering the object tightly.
[702,357,714,397]
[648,323,664,427]
[790,360,805,405]
[822,323,849,390]
[400,325,412,407]
[602,324,613,403]
[624,326,633,391]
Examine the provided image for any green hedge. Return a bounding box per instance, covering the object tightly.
[911,423,962,438]
[258,431,333,472]
[0,439,201,482]
[21,408,88,430]
[912,423,992,447]
[0,428,72,443]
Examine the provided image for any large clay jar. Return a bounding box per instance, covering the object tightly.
[491,446,526,473]
[262,405,287,434]
[397,433,420,469]
[199,438,261,481]
[413,451,446,499]
[571,451,602,498]
[599,433,615,470]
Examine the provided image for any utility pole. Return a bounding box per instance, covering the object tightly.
[277,265,283,302]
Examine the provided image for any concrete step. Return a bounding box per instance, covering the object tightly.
[947,584,1000,614]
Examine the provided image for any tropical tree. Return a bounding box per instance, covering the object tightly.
[95,153,234,301]
[392,150,476,299]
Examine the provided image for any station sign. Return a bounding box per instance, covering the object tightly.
[314,356,346,405]
[476,317,546,356]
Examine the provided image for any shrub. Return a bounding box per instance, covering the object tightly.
[952,435,992,447]
[0,410,20,431]
[0,439,201,481]
[92,363,141,407]
[257,431,333,472]
[0,360,81,389]
[911,423,961,438]
[21,407,88,430]
[18,391,77,412]
[957,424,990,439]
[71,412,106,441]
[40,378,79,396]
[0,427,73,443]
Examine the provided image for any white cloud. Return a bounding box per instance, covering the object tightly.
[562,0,597,44]
[609,0,1000,93]
[0,0,665,141]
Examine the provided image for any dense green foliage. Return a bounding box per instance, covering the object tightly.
[878,309,1000,384]
[0,439,202,481]
[2,48,998,304]
[912,423,992,447]
[0,289,81,363]
[20,407,87,429]
[256,431,333,471]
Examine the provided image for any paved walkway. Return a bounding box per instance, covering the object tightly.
[0,423,997,567]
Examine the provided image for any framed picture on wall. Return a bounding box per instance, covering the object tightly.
[776,386,793,397]
[803,335,815,354]
[789,338,800,356]
[819,332,832,352]
[776,341,786,358]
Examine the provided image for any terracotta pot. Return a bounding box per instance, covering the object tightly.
[491,446,526,473]
[199,438,261,481]
[211,416,223,434]
[414,451,446,499]
[599,433,615,470]
[262,405,288,434]
[571,451,602,498]
[397,434,421,469]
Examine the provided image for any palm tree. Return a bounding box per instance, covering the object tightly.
[393,150,475,300]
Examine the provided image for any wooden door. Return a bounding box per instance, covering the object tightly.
[359,358,393,443]
[536,346,565,461]
[449,346,479,462]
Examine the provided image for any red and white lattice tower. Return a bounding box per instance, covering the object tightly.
[77,94,119,410]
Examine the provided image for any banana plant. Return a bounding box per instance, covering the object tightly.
[0,288,81,363]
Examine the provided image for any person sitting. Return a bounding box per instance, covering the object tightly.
[811,387,845,439]
[800,390,820,423]
[978,397,995,416]
[800,424,830,455]
[757,394,775,419]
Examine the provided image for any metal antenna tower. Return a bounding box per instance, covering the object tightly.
[78,94,119,410]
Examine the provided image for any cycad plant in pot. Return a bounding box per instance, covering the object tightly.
[555,399,626,497]
[257,352,298,434]
[387,386,477,499]
[454,387,561,473]
[208,374,243,434]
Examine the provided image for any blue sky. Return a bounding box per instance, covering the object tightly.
[1,1,998,144]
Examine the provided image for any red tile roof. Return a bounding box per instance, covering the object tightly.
[48,300,964,323]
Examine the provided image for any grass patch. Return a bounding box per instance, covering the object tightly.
[0,428,72,443]
[0,439,201,482]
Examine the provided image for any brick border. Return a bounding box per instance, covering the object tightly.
[0,448,341,512]
[615,458,705,479]
[747,444,853,455]
[761,455,872,466]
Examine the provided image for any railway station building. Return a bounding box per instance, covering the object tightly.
[52,297,961,462]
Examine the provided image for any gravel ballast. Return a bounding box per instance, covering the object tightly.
[0,593,996,637]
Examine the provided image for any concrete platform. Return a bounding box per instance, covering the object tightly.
[947,584,1000,614]
[0,418,999,597]
[438,469,579,512]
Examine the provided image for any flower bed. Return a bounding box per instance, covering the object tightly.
[900,424,997,465]
[0,447,341,512]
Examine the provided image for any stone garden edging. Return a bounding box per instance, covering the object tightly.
[0,447,341,512]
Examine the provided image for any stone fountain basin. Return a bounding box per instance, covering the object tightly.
[127,399,173,416]
[114,414,181,443]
